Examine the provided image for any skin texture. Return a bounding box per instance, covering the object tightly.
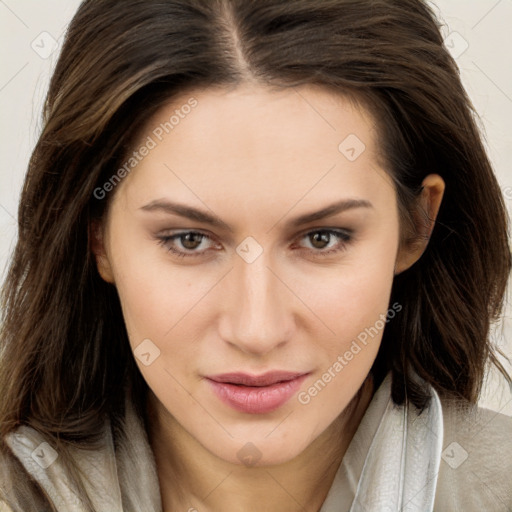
[92,83,445,511]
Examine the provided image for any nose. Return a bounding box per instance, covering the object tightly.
[218,250,295,356]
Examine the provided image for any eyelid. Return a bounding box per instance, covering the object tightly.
[291,228,352,255]
[156,230,219,258]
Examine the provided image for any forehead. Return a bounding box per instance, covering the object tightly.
[140,83,377,159]
[116,83,393,214]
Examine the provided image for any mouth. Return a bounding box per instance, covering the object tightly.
[205,371,310,414]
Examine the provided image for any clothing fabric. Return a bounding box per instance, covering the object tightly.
[1,372,511,511]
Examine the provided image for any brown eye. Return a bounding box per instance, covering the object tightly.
[298,229,352,256]
[308,231,331,249]
[156,231,216,258]
[179,232,204,250]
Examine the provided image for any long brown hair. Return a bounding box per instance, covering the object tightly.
[1,0,510,509]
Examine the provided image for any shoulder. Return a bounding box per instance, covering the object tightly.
[0,420,123,512]
[434,396,512,511]
[0,436,52,512]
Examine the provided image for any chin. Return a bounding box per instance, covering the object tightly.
[204,430,314,468]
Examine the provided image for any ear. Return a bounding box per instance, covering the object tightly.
[89,219,116,284]
[394,174,445,275]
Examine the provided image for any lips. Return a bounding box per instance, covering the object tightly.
[206,371,309,414]
[208,371,307,387]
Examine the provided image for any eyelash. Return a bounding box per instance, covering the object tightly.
[156,229,353,259]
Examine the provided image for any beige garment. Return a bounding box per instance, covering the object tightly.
[1,372,511,511]
[320,376,512,512]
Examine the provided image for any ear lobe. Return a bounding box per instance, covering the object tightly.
[89,220,115,284]
[394,174,445,275]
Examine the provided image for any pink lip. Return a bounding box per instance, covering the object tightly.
[206,371,309,414]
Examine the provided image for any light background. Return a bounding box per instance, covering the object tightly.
[0,0,511,414]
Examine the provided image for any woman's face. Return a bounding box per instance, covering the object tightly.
[94,84,413,466]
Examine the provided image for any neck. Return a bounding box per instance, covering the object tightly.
[147,375,374,512]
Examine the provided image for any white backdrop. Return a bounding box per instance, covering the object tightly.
[0,0,511,413]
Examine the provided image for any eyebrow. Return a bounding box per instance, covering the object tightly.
[139,198,373,231]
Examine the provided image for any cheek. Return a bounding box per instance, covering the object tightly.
[107,231,207,394]
[105,222,195,344]
[295,254,396,424]
[294,232,398,345]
